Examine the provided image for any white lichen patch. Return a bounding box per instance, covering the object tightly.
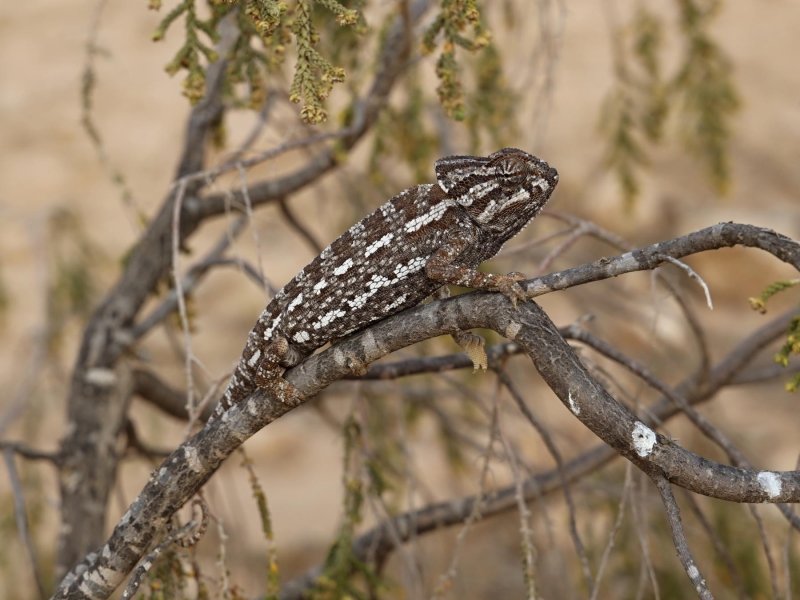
[504,321,521,341]
[757,471,782,499]
[568,391,580,415]
[688,564,699,579]
[85,368,117,387]
[361,330,381,362]
[183,445,202,473]
[632,422,657,457]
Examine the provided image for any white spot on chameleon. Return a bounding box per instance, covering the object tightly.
[287,293,303,313]
[404,201,452,233]
[349,292,372,309]
[458,180,498,207]
[263,315,281,339]
[365,232,394,257]
[500,186,532,210]
[393,256,427,280]
[383,293,408,312]
[477,199,498,222]
[368,274,392,291]
[293,330,310,343]
[247,349,261,367]
[313,278,328,293]
[757,471,782,499]
[313,309,347,330]
[333,258,354,276]
[632,422,657,457]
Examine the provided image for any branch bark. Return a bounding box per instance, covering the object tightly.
[54,223,800,599]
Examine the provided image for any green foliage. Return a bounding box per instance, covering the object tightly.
[747,279,800,314]
[153,0,222,104]
[464,42,518,153]
[747,279,800,392]
[600,1,739,208]
[137,547,189,599]
[673,0,740,194]
[710,501,770,595]
[48,210,100,341]
[241,453,281,598]
[370,75,439,188]
[289,0,356,123]
[421,0,492,120]
[310,415,378,600]
[151,0,359,120]
[600,7,667,210]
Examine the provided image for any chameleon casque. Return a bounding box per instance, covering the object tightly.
[209,148,558,422]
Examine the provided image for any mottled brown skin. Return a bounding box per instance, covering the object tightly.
[209,148,559,422]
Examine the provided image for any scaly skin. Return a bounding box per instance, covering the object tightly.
[208,148,558,422]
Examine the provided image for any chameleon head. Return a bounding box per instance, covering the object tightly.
[435,148,558,234]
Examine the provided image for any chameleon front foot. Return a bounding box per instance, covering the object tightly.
[495,272,529,309]
[452,330,488,371]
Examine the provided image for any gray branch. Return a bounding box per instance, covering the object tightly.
[53,222,800,600]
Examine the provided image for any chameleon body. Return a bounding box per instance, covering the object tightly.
[209,148,558,421]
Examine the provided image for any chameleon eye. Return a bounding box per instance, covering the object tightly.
[492,155,528,189]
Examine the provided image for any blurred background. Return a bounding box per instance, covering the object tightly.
[1,0,800,598]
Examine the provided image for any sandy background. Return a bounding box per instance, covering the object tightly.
[1,0,800,597]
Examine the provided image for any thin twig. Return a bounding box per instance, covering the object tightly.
[543,209,712,380]
[431,394,499,599]
[131,215,249,340]
[3,448,46,600]
[659,255,714,310]
[747,504,782,600]
[590,463,633,600]
[171,178,196,420]
[278,197,324,254]
[120,499,209,600]
[535,223,589,276]
[652,475,714,600]
[0,441,60,463]
[237,164,270,301]
[497,225,577,258]
[495,365,593,596]
[631,471,660,600]
[494,381,538,600]
[680,490,750,600]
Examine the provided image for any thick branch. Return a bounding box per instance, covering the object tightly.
[280,308,796,600]
[53,223,800,599]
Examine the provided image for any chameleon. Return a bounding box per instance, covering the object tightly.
[208,148,558,422]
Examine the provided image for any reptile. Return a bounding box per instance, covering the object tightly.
[208,147,558,422]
